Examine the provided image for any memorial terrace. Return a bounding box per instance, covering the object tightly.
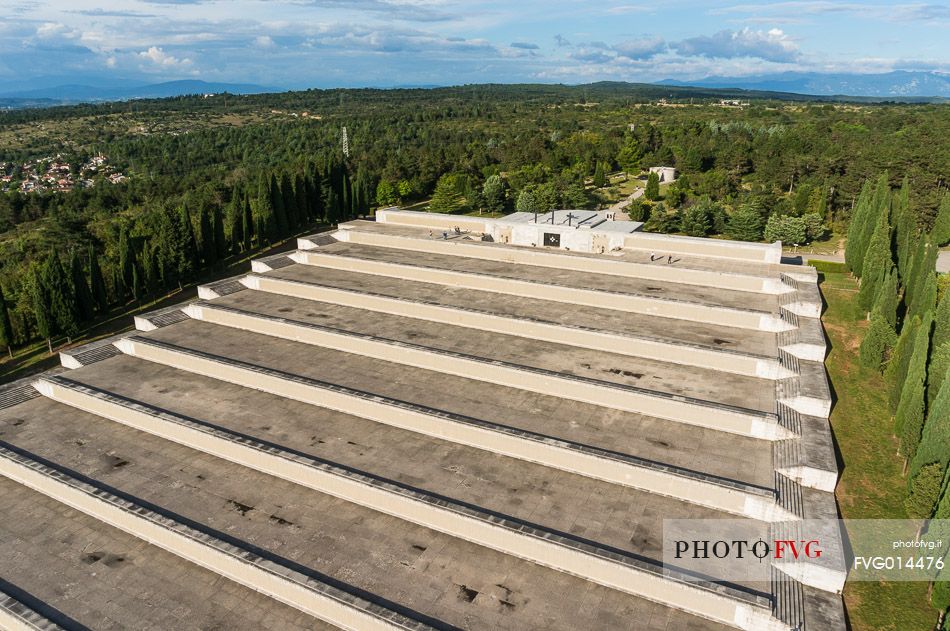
[0,212,843,631]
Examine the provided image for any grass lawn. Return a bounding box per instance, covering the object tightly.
[821,270,936,631]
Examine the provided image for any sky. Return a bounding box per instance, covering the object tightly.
[1,0,949,89]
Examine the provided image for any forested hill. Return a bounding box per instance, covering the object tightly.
[0,84,947,357]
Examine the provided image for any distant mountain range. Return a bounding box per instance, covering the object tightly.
[0,79,278,107]
[1,72,947,110]
[657,71,950,98]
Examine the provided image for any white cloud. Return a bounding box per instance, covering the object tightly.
[36,22,79,40]
[675,28,799,62]
[138,46,193,69]
[254,35,276,48]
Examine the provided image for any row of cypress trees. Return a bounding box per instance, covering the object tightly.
[0,158,373,358]
[848,173,950,611]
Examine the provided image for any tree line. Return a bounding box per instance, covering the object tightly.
[847,173,950,613]
[0,156,370,355]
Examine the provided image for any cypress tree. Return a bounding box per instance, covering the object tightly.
[893,177,915,281]
[928,343,950,408]
[213,204,227,261]
[930,481,950,610]
[141,244,157,296]
[117,226,134,299]
[887,316,921,411]
[857,206,893,310]
[645,171,660,201]
[908,238,938,321]
[295,174,309,224]
[909,368,950,482]
[131,259,143,303]
[69,249,95,322]
[242,196,253,251]
[904,462,944,519]
[89,247,109,313]
[935,292,950,351]
[270,174,288,238]
[933,193,950,247]
[173,204,198,285]
[845,178,874,273]
[281,173,297,230]
[0,284,14,358]
[197,202,215,266]
[873,266,900,328]
[228,197,243,255]
[896,310,934,462]
[860,309,897,371]
[593,162,606,188]
[29,268,54,354]
[44,251,80,342]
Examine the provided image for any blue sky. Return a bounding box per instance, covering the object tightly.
[2,0,948,88]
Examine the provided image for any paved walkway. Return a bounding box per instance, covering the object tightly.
[784,250,950,272]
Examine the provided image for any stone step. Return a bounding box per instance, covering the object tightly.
[335,225,786,294]
[182,300,788,440]
[0,587,68,631]
[111,334,797,522]
[238,273,790,379]
[33,374,780,630]
[0,384,39,411]
[291,249,789,332]
[0,442,435,631]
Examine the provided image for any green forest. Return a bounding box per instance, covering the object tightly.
[0,83,948,357]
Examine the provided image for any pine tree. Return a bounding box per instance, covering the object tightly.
[482,175,506,215]
[726,203,764,242]
[430,174,464,214]
[904,462,944,519]
[0,284,14,358]
[43,251,80,342]
[857,207,893,310]
[29,268,54,354]
[69,249,95,322]
[680,203,711,237]
[88,247,108,313]
[896,310,933,462]
[933,193,950,247]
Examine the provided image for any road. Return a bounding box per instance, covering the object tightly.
[783,250,950,272]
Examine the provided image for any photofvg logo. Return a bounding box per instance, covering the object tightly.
[663,519,950,585]
[673,537,823,561]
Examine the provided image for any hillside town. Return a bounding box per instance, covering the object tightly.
[0,153,125,194]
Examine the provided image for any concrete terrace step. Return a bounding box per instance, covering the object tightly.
[181,300,788,439]
[0,588,68,631]
[234,273,790,378]
[0,442,436,631]
[294,247,780,316]
[106,334,798,522]
[133,305,190,331]
[289,249,790,332]
[0,384,40,411]
[60,342,123,369]
[251,253,297,272]
[33,374,781,630]
[329,226,791,295]
[197,278,249,299]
